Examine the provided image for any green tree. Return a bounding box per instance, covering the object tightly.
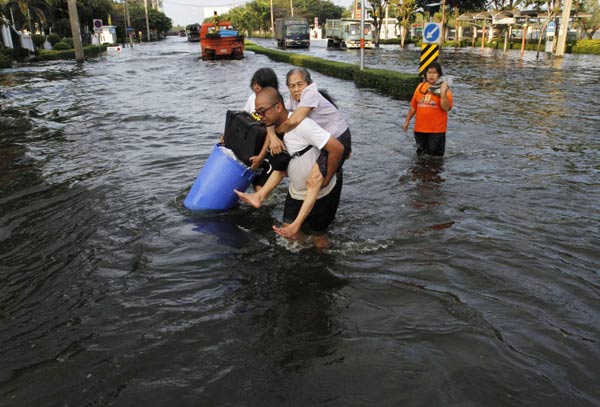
[224,0,343,36]
[576,0,600,38]
[127,0,172,40]
[0,0,51,33]
[227,6,262,35]
[367,0,388,47]
[390,0,418,48]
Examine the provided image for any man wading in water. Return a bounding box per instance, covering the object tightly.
[235,87,344,250]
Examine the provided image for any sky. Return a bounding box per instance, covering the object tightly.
[162,0,353,27]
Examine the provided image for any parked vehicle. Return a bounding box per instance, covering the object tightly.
[186,24,200,42]
[325,19,373,49]
[274,17,310,49]
[199,22,244,60]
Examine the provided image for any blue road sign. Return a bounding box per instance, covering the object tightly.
[93,19,103,33]
[423,23,442,44]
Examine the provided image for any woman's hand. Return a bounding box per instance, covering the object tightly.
[440,82,449,95]
[248,155,262,171]
[269,135,285,155]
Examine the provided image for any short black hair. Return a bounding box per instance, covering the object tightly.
[426,62,443,76]
[250,68,279,90]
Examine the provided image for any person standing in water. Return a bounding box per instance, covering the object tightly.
[403,62,453,156]
[235,87,344,250]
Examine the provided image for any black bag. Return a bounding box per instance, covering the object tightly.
[223,110,266,165]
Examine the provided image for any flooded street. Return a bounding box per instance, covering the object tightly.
[1,36,599,406]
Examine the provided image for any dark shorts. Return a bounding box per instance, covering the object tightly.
[251,160,272,187]
[282,172,343,235]
[414,132,446,156]
[318,127,352,177]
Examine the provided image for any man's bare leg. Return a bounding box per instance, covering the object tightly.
[235,170,284,208]
[272,164,323,241]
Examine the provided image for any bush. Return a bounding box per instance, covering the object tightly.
[61,37,74,48]
[572,39,600,55]
[354,68,420,100]
[31,34,46,48]
[0,53,11,69]
[53,41,71,51]
[1,47,14,58]
[12,47,30,61]
[35,45,107,61]
[47,33,61,46]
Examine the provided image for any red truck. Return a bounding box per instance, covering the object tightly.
[200,22,244,61]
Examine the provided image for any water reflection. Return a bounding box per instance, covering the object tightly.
[189,212,252,249]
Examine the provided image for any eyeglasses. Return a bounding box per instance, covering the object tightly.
[255,103,278,117]
[288,81,307,91]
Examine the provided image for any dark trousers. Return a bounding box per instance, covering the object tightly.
[414,132,446,156]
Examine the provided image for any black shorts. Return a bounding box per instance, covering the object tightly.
[414,132,446,156]
[251,161,271,187]
[318,127,352,177]
[282,173,343,235]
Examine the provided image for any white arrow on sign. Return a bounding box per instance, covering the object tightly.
[426,25,440,41]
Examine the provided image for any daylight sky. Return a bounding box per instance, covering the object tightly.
[162,0,354,27]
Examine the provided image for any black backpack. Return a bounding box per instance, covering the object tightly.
[223,110,266,166]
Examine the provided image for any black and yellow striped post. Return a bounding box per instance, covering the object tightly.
[419,43,439,77]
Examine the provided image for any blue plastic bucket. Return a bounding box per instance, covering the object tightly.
[184,144,255,210]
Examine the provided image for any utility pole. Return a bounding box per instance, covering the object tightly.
[555,0,573,56]
[67,0,84,63]
[124,0,133,47]
[360,0,364,69]
[270,0,274,35]
[144,0,151,42]
[290,0,294,17]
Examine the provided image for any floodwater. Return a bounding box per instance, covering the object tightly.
[1,36,599,406]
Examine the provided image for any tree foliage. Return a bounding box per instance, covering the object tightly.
[222,0,345,35]
[390,0,418,47]
[0,0,171,40]
[366,0,388,47]
[576,0,600,38]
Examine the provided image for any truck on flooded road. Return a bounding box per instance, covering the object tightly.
[275,17,310,49]
[325,19,373,49]
[200,21,244,60]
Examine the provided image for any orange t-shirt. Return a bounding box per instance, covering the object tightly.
[410,83,453,133]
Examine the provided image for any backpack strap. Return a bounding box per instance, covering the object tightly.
[290,145,313,159]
